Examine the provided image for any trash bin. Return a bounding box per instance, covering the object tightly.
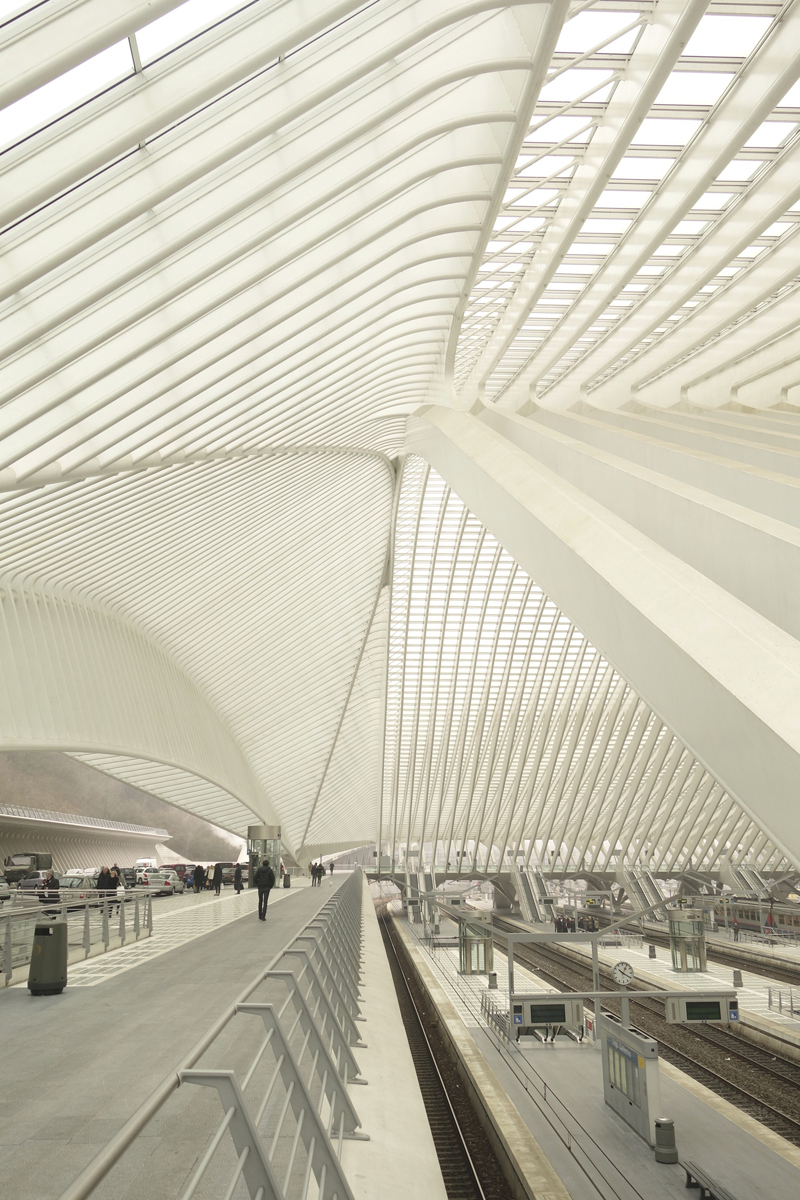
[28,920,68,995]
[283,874,291,888]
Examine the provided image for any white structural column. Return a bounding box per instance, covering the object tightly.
[406,406,800,868]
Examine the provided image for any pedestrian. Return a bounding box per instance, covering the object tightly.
[308,861,314,884]
[733,918,739,942]
[280,862,285,879]
[329,861,334,877]
[38,868,60,914]
[212,862,223,896]
[109,863,122,912]
[254,858,275,920]
[194,864,205,894]
[97,865,114,902]
[234,863,243,894]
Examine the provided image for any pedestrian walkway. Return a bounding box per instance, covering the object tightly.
[0,878,334,1200]
[63,880,309,986]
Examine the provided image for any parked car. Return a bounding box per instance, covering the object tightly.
[137,870,174,896]
[57,875,114,908]
[18,870,61,894]
[161,869,185,894]
[3,852,53,885]
[0,872,11,902]
[161,863,190,880]
[118,867,137,889]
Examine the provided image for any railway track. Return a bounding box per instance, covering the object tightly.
[379,911,509,1200]
[492,918,800,1146]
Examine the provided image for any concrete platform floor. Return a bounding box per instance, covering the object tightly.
[400,910,800,1200]
[0,878,340,1198]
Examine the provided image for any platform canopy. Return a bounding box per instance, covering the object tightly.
[1,0,799,869]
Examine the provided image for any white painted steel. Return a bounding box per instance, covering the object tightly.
[381,454,788,874]
[3,1,799,872]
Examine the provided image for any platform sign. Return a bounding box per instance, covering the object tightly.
[508,993,584,1033]
[664,994,738,1024]
[600,1013,661,1146]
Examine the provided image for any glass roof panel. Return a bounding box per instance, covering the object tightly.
[137,0,248,63]
[0,40,134,151]
[653,72,734,107]
[681,15,773,58]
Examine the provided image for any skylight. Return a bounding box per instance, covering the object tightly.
[654,73,734,107]
[744,121,797,147]
[554,10,641,54]
[680,15,772,59]
[594,190,650,209]
[611,157,674,180]
[0,41,134,151]
[630,119,701,145]
[137,0,247,64]
[538,69,615,103]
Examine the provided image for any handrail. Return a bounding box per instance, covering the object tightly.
[58,869,364,1200]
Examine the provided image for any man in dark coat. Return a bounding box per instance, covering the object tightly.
[193,865,205,893]
[254,859,275,920]
[212,863,223,896]
[38,869,60,913]
[97,866,115,900]
[234,864,243,894]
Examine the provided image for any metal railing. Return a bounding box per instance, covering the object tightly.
[58,868,365,1200]
[1,891,154,986]
[480,990,510,1042]
[768,987,800,1019]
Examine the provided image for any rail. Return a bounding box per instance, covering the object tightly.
[58,868,365,1200]
[1,890,154,986]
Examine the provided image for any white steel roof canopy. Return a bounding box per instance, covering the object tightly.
[1,0,798,871]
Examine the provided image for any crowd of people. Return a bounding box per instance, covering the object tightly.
[554,913,599,933]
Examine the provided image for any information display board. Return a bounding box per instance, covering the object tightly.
[510,993,584,1033]
[664,993,738,1024]
[600,1013,661,1145]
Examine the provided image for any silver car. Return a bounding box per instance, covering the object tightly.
[161,869,185,894]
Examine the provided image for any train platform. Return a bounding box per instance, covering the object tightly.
[395,909,800,1200]
[0,872,445,1200]
[566,934,800,1042]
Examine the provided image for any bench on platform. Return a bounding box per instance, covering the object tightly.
[682,1159,741,1200]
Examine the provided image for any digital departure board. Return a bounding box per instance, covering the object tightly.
[685,1000,722,1022]
[529,1002,567,1024]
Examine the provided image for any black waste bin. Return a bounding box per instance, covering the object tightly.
[283,873,291,888]
[28,920,68,995]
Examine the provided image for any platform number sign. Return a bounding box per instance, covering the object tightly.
[513,1003,523,1026]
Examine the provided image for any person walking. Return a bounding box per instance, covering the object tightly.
[193,864,205,894]
[212,863,223,896]
[109,863,122,912]
[308,861,314,884]
[328,861,334,877]
[97,865,114,901]
[234,863,243,894]
[254,859,275,920]
[733,918,740,942]
[38,868,60,914]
